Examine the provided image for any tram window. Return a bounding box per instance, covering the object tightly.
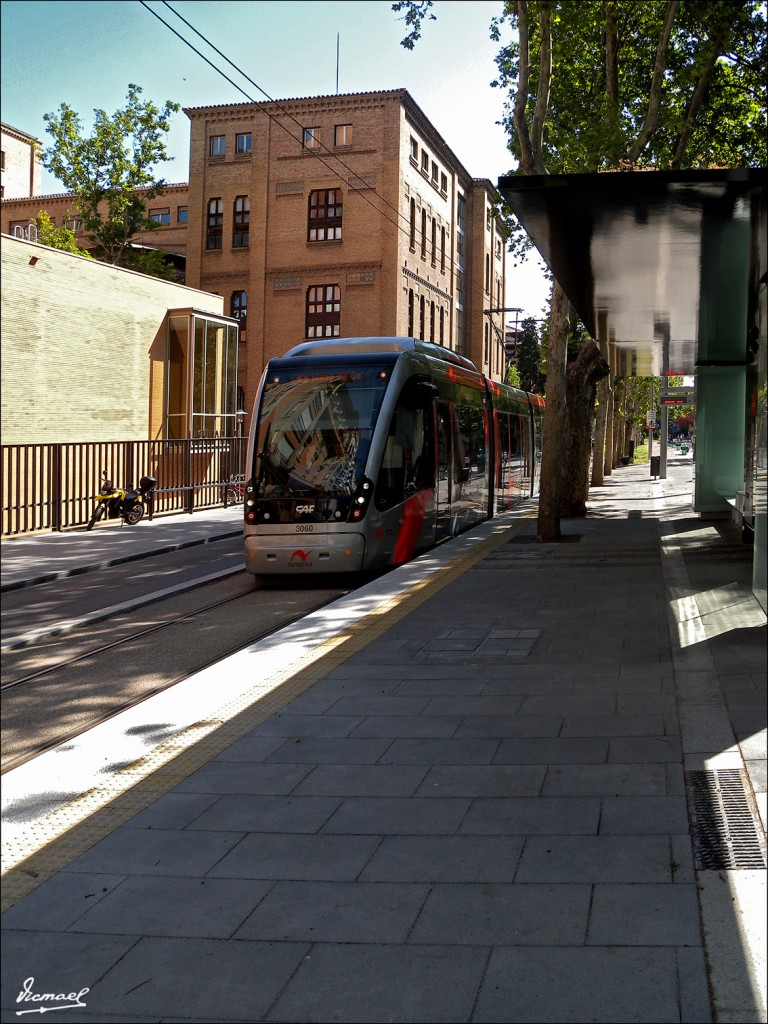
[455,405,486,480]
[375,380,435,510]
[497,413,511,495]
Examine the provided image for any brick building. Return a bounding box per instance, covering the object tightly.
[0,123,41,200]
[184,88,508,419]
[1,90,508,430]
[1,182,190,259]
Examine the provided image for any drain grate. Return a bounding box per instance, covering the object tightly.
[686,769,766,870]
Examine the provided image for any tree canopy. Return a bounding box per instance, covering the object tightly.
[33,211,92,259]
[489,0,766,175]
[516,316,545,394]
[42,84,180,267]
[393,0,765,537]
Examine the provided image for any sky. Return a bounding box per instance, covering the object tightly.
[0,0,552,321]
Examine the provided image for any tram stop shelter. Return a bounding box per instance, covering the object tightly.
[498,168,767,612]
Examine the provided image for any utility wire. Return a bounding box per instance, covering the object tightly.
[161,0,412,236]
[140,0,413,244]
[140,0,509,320]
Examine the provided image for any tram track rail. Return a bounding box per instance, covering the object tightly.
[1,572,350,775]
[0,561,246,653]
[1,588,252,692]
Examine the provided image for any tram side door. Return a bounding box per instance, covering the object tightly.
[436,402,454,543]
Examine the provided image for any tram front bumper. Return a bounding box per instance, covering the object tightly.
[244,531,366,574]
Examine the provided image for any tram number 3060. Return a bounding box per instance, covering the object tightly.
[295,524,314,532]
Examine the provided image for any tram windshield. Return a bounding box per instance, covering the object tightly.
[254,363,391,497]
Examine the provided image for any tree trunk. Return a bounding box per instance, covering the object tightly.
[603,381,614,476]
[536,280,569,542]
[623,418,633,458]
[591,374,611,486]
[560,341,610,516]
[612,386,625,467]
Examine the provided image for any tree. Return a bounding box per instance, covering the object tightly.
[33,211,92,258]
[516,316,545,393]
[393,0,765,540]
[42,84,180,268]
[122,247,180,282]
[507,363,522,387]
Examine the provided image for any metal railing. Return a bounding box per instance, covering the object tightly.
[1,436,247,536]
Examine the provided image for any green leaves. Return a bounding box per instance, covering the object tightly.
[487,0,766,173]
[42,84,180,267]
[33,211,92,258]
[392,0,436,49]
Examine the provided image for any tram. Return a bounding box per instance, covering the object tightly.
[243,337,544,576]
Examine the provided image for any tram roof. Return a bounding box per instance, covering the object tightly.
[282,337,478,371]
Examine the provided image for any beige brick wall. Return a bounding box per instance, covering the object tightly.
[1,234,224,445]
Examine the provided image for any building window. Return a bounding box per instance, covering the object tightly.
[431,218,437,266]
[231,290,247,327]
[421,150,429,175]
[233,196,250,248]
[177,206,188,223]
[485,254,491,292]
[206,198,223,249]
[408,289,414,336]
[308,188,342,242]
[303,127,321,150]
[420,208,427,259]
[306,285,341,337]
[431,161,438,184]
[149,208,170,224]
[440,306,445,344]
[419,295,425,340]
[486,207,492,230]
[235,132,252,155]
[209,135,225,157]
[166,313,238,440]
[430,301,435,343]
[410,137,418,163]
[334,124,352,147]
[409,197,416,251]
[440,172,448,195]
[440,226,446,273]
[65,217,83,232]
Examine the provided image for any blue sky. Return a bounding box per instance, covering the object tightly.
[1,0,551,317]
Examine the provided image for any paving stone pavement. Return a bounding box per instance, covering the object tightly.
[1,459,765,1023]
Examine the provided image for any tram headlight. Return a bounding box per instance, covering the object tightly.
[347,475,374,523]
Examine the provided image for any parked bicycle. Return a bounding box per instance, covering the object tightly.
[223,474,246,505]
[87,472,157,530]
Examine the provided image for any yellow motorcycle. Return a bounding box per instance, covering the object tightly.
[87,472,157,530]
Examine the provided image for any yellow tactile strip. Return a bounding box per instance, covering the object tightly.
[1,515,532,912]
